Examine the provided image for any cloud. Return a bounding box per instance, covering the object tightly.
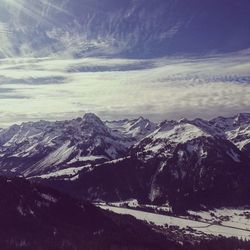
[0,52,250,126]
[0,86,28,99]
[0,76,67,85]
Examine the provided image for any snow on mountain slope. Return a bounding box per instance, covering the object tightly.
[167,114,250,155]
[32,165,91,181]
[150,122,210,145]
[0,113,130,177]
[105,117,156,141]
[135,121,212,160]
[207,113,250,153]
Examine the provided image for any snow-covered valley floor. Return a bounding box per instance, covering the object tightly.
[98,205,250,240]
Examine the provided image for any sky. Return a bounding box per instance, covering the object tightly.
[0,0,250,126]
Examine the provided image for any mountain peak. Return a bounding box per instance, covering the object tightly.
[83,113,103,124]
[234,113,250,124]
[131,116,149,127]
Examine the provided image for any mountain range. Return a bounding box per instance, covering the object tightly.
[1,0,250,58]
[0,112,250,211]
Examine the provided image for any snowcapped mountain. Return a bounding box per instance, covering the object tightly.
[137,117,250,209]
[0,113,132,177]
[1,0,250,58]
[0,114,158,178]
[44,117,249,210]
[182,113,250,156]
[134,121,212,159]
[132,121,250,210]
[208,113,250,154]
[1,112,250,211]
[106,117,156,141]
